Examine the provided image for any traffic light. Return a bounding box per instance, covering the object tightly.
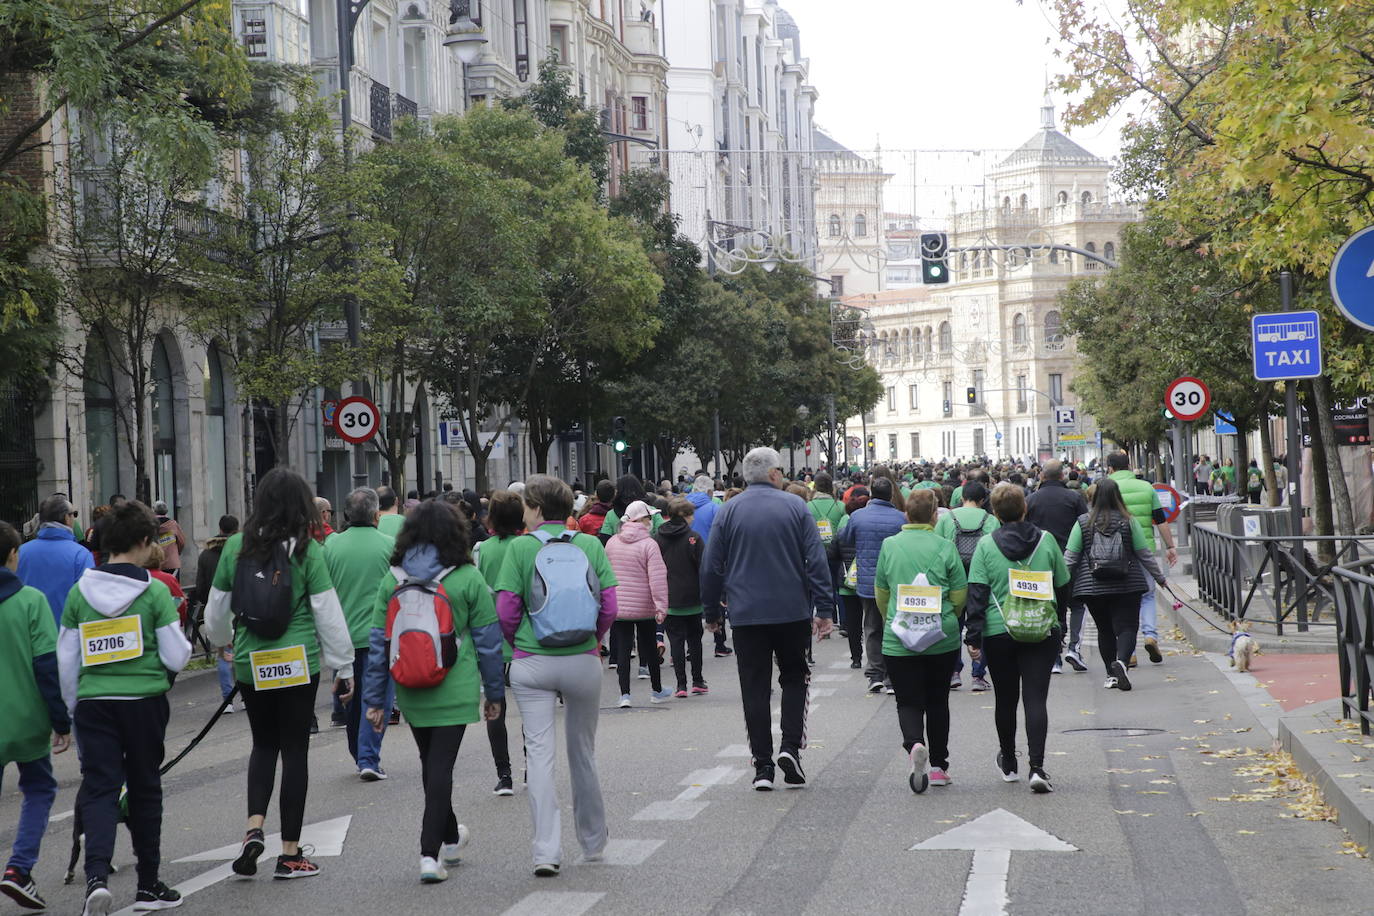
[866,435,875,453]
[966,386,977,405]
[612,416,627,453]
[921,232,950,284]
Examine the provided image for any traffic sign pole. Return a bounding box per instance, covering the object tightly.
[1281,271,1303,536]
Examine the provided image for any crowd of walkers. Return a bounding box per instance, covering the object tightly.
[0,446,1178,913]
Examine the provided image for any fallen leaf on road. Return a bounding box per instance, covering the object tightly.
[1079,710,1096,715]
[1194,719,1212,724]
[1237,830,1257,835]
[1139,790,1169,795]
[1337,774,1360,778]
[1113,809,1137,815]
[1187,811,1205,817]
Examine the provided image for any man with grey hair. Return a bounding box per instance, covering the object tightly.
[702,447,834,791]
[323,487,397,779]
[152,499,186,579]
[1027,459,1089,672]
[18,493,94,625]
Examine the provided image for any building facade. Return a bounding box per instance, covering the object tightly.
[813,130,890,297]
[844,98,1139,467]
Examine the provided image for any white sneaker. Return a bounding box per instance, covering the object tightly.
[618,694,631,708]
[1103,676,1118,689]
[222,701,235,714]
[440,824,470,866]
[420,856,447,884]
[1051,661,1063,675]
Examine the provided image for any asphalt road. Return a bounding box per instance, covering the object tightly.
[4,623,1372,915]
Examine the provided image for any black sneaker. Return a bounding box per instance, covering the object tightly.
[389,709,402,726]
[996,749,1020,782]
[232,828,266,876]
[494,774,515,796]
[273,852,320,879]
[82,878,112,916]
[714,646,734,658]
[309,716,319,735]
[849,660,862,669]
[1111,659,1132,692]
[329,715,346,729]
[133,880,183,910]
[776,750,807,788]
[0,867,46,910]
[752,763,776,791]
[1029,767,1054,794]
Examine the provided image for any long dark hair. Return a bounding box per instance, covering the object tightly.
[1086,477,1130,533]
[243,467,318,560]
[611,474,647,518]
[390,499,472,568]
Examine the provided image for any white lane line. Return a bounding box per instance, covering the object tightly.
[809,687,837,697]
[583,839,664,866]
[679,767,747,787]
[829,660,852,669]
[676,785,708,801]
[812,673,852,682]
[502,892,605,916]
[961,849,1012,915]
[50,809,74,823]
[716,744,751,757]
[112,864,235,916]
[632,799,709,820]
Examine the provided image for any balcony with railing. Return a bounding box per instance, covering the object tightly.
[394,92,418,124]
[370,80,392,139]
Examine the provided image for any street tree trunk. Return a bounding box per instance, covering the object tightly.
[1259,417,1278,507]
[1309,375,1355,537]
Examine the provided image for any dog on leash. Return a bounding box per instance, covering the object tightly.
[1229,620,1258,673]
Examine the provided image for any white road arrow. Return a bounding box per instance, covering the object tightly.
[910,808,1076,916]
[110,816,351,916]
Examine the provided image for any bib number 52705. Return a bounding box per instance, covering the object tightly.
[249,645,309,690]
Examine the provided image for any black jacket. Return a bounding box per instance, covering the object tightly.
[653,518,704,609]
[193,537,228,609]
[964,521,1073,644]
[1025,479,1088,550]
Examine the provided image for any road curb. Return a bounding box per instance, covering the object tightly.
[1278,700,1374,851]
[1157,587,1336,656]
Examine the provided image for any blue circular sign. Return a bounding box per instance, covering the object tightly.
[1330,225,1374,331]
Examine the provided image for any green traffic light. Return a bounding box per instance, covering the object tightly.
[614,440,626,453]
[931,266,943,277]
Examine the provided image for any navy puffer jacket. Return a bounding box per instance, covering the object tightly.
[835,498,906,598]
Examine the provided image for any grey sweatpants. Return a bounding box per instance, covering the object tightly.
[510,653,607,866]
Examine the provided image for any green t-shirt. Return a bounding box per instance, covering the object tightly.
[950,485,964,506]
[370,564,495,727]
[493,522,617,655]
[668,604,703,617]
[61,575,179,701]
[873,526,968,657]
[474,535,518,661]
[967,532,1070,639]
[212,534,336,682]
[324,526,396,650]
[807,495,845,543]
[934,506,1001,543]
[0,586,60,764]
[378,513,405,538]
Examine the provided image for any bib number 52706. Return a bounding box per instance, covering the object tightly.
[79,616,143,667]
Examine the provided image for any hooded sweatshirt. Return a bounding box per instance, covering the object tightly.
[0,568,69,765]
[653,517,704,612]
[57,564,192,713]
[579,500,613,537]
[963,521,1070,643]
[17,524,94,625]
[360,544,504,726]
[606,521,669,620]
[685,491,719,542]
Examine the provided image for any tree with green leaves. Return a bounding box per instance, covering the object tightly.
[503,55,610,192]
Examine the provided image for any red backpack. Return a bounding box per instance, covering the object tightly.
[385,566,459,689]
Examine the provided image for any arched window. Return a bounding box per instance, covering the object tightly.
[83,333,121,508]
[924,326,933,353]
[1057,190,1068,205]
[204,345,228,522]
[959,252,968,275]
[902,327,911,359]
[1083,240,1097,270]
[972,250,981,271]
[854,213,867,237]
[1012,312,1027,344]
[1044,309,1063,342]
[1002,196,1011,211]
[828,214,842,237]
[1018,193,1028,210]
[938,321,952,353]
[1103,241,1116,263]
[151,336,177,514]
[1049,247,1059,264]
[1081,190,1092,205]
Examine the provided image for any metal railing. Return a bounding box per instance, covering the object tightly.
[394,92,418,122]
[369,79,392,139]
[1192,523,1374,633]
[1334,557,1374,734]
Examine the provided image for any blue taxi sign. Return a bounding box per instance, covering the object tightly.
[1251,310,1321,381]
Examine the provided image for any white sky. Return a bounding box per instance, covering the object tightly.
[782,0,1129,166]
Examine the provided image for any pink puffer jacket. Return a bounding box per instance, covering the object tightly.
[606,522,668,620]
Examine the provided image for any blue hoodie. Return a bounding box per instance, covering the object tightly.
[17,525,94,625]
[686,491,719,542]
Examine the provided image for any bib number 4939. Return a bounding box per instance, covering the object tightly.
[1008,569,1053,600]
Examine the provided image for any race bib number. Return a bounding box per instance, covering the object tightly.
[250,645,310,691]
[896,584,942,611]
[816,519,833,541]
[79,616,143,667]
[1008,568,1053,600]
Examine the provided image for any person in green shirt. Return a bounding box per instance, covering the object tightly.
[324,487,396,781]
[204,468,356,882]
[377,485,406,538]
[934,481,1000,691]
[473,489,525,796]
[494,475,617,875]
[873,490,967,794]
[1245,460,1265,504]
[57,501,191,913]
[0,520,72,912]
[964,483,1070,795]
[361,499,505,885]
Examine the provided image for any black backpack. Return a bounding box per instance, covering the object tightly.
[230,541,296,639]
[952,511,987,571]
[1087,522,1130,581]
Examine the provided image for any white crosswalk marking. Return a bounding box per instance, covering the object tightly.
[633,799,709,820]
[583,839,664,866]
[502,892,605,916]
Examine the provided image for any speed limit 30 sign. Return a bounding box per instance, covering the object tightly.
[1164,377,1211,422]
[333,396,380,445]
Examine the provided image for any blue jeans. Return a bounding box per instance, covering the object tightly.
[1139,556,1159,640]
[347,646,393,771]
[217,653,235,699]
[2,756,57,872]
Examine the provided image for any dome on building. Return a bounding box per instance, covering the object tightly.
[996,93,1107,169]
[776,7,801,58]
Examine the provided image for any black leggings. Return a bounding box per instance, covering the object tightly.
[980,635,1057,769]
[412,724,466,858]
[1084,594,1143,671]
[487,663,512,777]
[613,619,662,694]
[240,674,319,843]
[664,614,705,688]
[841,594,864,664]
[883,651,958,767]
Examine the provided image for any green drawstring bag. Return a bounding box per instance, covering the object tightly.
[993,534,1056,643]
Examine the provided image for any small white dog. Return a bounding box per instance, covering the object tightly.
[1229,620,1258,673]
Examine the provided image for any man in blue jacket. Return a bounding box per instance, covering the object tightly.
[17,494,93,626]
[835,476,905,693]
[685,475,719,541]
[702,447,833,792]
